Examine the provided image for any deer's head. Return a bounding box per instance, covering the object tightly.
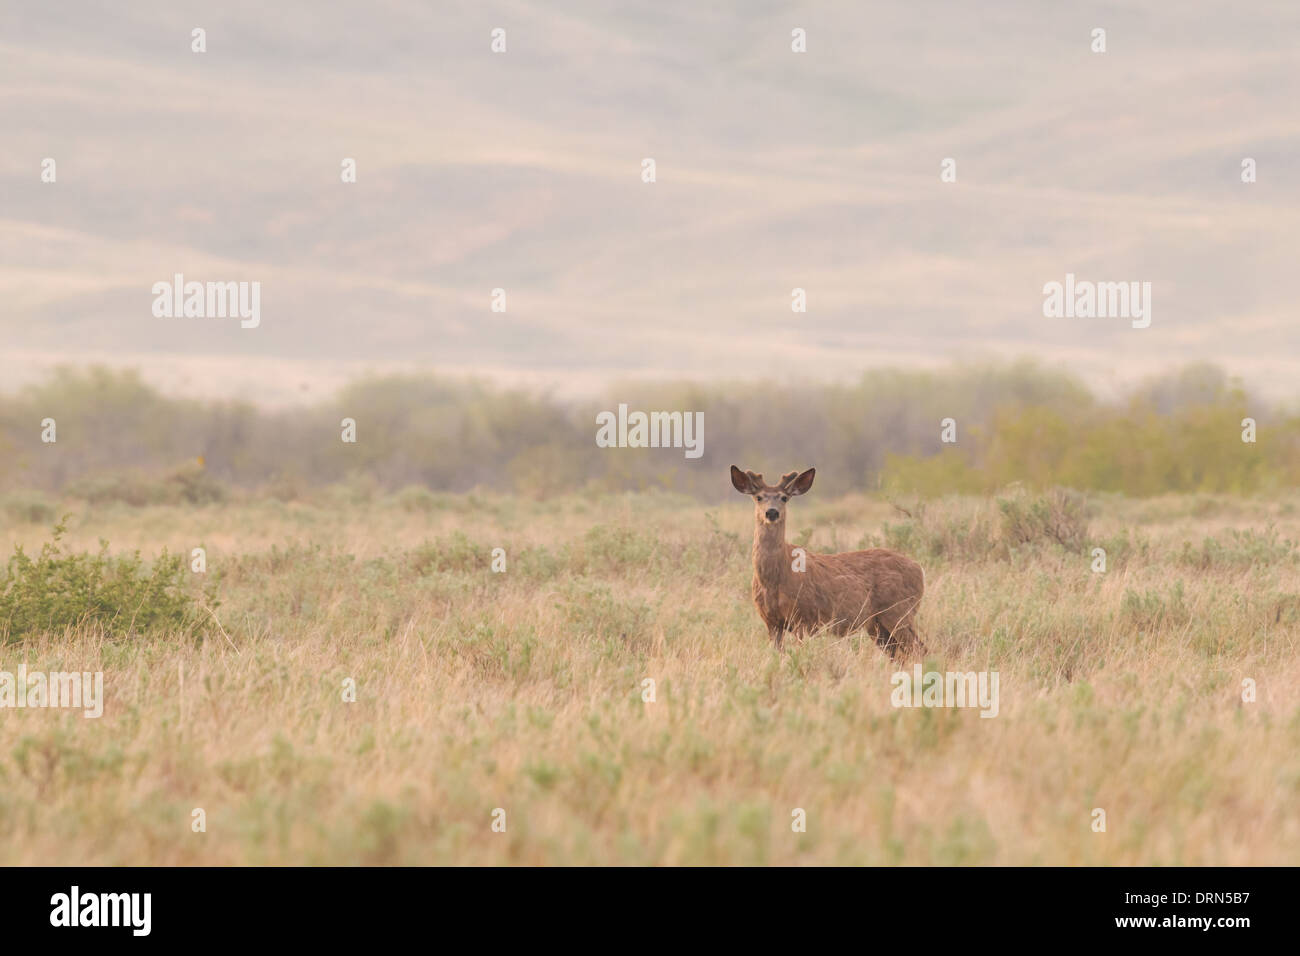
[730,465,815,526]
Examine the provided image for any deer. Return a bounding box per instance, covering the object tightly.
[730,465,926,658]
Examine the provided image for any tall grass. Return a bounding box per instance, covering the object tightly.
[0,489,1296,864]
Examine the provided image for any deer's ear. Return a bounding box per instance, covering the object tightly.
[787,467,816,496]
[730,465,758,494]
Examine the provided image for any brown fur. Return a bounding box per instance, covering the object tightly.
[731,465,926,658]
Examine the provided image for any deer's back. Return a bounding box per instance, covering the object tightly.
[802,547,924,629]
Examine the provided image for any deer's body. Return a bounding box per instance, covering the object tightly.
[733,465,926,658]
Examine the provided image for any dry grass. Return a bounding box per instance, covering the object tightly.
[1,489,1298,864]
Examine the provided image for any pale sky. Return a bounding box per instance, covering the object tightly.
[2,0,1297,404]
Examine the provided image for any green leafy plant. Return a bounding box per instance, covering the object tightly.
[0,517,215,641]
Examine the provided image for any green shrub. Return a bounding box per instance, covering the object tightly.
[0,518,213,641]
[65,464,227,507]
[1176,527,1298,570]
[557,581,654,646]
[1091,528,1146,570]
[393,485,447,513]
[997,488,1089,553]
[165,463,227,504]
[1121,580,1191,631]
[879,500,999,563]
[569,525,657,573]
[409,532,487,575]
[65,471,167,507]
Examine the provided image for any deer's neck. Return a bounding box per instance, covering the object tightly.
[752,521,789,588]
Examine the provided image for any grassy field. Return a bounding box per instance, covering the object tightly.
[1,486,1298,865]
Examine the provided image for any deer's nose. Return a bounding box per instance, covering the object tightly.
[765,508,780,522]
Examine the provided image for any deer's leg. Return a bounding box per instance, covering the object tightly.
[768,622,785,650]
[890,621,928,660]
[874,623,902,659]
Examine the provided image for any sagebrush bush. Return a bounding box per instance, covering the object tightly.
[875,489,1090,562]
[0,518,213,641]
[879,499,999,562]
[165,463,227,504]
[997,487,1089,553]
[1121,580,1191,630]
[393,485,449,513]
[1176,527,1298,569]
[65,464,227,507]
[409,532,485,575]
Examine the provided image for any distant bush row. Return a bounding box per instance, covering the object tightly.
[1,362,1297,501]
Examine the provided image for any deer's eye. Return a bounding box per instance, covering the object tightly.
[781,495,788,502]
